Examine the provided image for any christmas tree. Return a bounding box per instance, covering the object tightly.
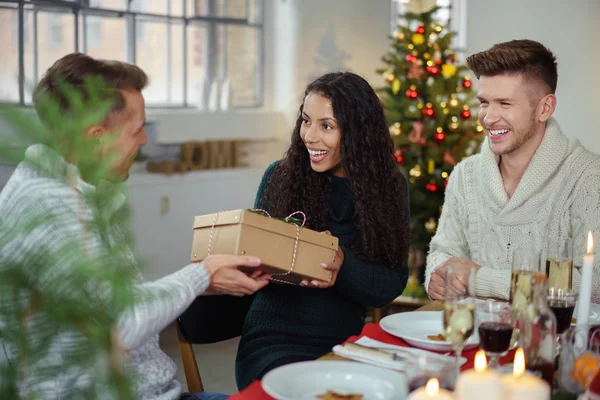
[377,2,484,295]
[0,79,138,398]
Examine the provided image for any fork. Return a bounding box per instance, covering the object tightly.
[342,342,407,361]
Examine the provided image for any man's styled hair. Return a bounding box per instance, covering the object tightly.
[33,52,148,127]
[465,39,558,94]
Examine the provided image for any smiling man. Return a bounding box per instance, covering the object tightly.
[425,39,600,301]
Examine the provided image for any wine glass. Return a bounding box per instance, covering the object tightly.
[443,264,477,378]
[511,248,541,317]
[548,287,578,354]
[477,302,514,369]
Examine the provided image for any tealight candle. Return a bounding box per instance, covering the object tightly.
[501,348,551,400]
[407,378,454,400]
[455,350,504,400]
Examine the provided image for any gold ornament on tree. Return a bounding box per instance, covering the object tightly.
[425,217,438,234]
[411,33,425,45]
[441,63,457,78]
[392,78,401,95]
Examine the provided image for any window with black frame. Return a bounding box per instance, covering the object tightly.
[0,0,263,108]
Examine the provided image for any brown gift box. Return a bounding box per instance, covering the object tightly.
[190,209,338,284]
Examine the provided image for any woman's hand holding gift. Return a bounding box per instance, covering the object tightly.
[300,231,344,289]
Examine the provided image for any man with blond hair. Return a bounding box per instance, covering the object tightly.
[426,40,600,301]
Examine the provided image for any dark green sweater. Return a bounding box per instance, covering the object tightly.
[234,162,409,389]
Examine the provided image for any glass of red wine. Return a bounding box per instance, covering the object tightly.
[476,301,514,369]
[548,287,578,354]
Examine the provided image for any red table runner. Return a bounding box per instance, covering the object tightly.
[228,322,515,399]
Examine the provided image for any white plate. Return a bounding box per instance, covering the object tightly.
[262,360,406,400]
[571,302,600,326]
[379,311,479,352]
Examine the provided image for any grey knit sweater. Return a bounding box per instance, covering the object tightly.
[0,144,210,399]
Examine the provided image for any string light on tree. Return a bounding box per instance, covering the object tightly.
[425,217,438,234]
[449,116,460,131]
[434,23,443,33]
[409,164,423,179]
[389,122,402,136]
[393,30,406,42]
[449,94,459,107]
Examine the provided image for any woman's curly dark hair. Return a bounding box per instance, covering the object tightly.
[259,72,410,269]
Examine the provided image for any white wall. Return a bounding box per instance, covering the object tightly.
[466,0,600,154]
[263,0,392,123]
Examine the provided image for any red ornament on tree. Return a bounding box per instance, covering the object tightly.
[462,78,472,88]
[433,129,446,142]
[426,65,440,76]
[422,103,435,118]
[426,181,438,192]
[444,179,449,189]
[461,109,472,119]
[405,54,418,63]
[405,86,419,100]
[415,25,425,34]
[394,149,403,163]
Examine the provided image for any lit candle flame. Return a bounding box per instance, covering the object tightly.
[514,348,525,377]
[588,231,594,255]
[425,378,439,395]
[474,350,487,372]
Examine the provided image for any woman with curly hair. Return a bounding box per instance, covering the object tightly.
[235,71,411,389]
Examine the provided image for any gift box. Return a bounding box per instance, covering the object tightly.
[190,209,338,284]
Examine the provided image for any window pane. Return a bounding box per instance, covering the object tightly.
[136,20,169,105]
[131,0,168,14]
[0,8,20,102]
[170,23,185,104]
[89,0,127,11]
[186,24,208,107]
[37,11,76,96]
[83,15,127,61]
[170,0,185,16]
[223,24,259,107]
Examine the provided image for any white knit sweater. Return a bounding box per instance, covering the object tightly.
[0,145,210,399]
[425,117,600,301]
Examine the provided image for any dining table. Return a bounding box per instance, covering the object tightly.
[228,300,516,400]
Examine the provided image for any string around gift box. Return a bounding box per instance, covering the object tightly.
[206,210,312,286]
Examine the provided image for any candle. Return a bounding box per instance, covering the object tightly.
[407,378,454,400]
[455,350,504,400]
[502,348,551,400]
[577,231,594,327]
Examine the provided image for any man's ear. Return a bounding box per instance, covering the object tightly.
[85,124,106,139]
[538,93,557,123]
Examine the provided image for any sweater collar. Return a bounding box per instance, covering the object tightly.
[479,117,572,214]
[24,144,126,216]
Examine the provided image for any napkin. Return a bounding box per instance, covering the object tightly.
[332,336,466,371]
